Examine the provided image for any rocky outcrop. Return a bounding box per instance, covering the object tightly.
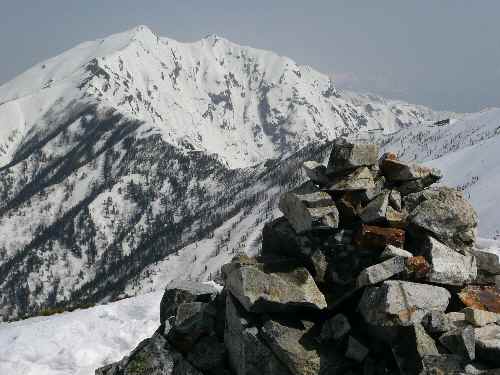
[97,139,500,375]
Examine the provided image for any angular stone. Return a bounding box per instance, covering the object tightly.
[359,280,451,327]
[356,256,406,287]
[407,187,478,251]
[422,236,477,286]
[327,139,379,174]
[225,261,327,313]
[385,206,408,228]
[279,181,339,233]
[422,310,457,334]
[320,314,351,342]
[459,286,500,313]
[475,325,500,366]
[380,245,413,260]
[168,302,216,352]
[327,166,376,192]
[303,161,329,186]
[224,294,290,375]
[96,332,202,375]
[345,336,369,362]
[389,190,402,211]
[160,280,218,325]
[360,175,386,202]
[397,175,442,196]
[261,319,350,375]
[187,335,226,373]
[420,355,465,375]
[473,248,500,275]
[354,224,405,251]
[381,157,442,183]
[392,323,439,375]
[440,326,476,361]
[464,307,500,327]
[359,192,389,224]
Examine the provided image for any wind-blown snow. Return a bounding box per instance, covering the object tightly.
[0,292,162,375]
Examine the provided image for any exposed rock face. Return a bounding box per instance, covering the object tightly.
[279,182,339,233]
[96,332,202,375]
[224,295,290,375]
[327,140,379,174]
[406,187,478,252]
[422,236,477,286]
[327,167,375,192]
[160,281,219,326]
[97,140,499,375]
[358,280,451,327]
[225,260,327,313]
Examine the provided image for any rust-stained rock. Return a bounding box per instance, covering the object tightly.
[405,256,431,280]
[458,286,500,313]
[354,224,405,251]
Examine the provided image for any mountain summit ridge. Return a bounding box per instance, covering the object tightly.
[0,26,453,320]
[0,25,448,169]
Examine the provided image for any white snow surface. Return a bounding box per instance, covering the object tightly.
[0,291,162,375]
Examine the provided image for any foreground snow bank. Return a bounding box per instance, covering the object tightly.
[0,292,162,375]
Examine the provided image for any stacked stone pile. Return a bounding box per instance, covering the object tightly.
[97,139,500,375]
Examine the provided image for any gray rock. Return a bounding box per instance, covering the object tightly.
[472,248,500,275]
[327,167,376,192]
[381,157,442,183]
[360,175,386,202]
[261,319,350,375]
[95,332,202,375]
[464,308,500,327]
[187,335,226,373]
[160,280,218,325]
[379,245,413,260]
[224,294,290,375]
[475,325,500,366]
[422,236,477,286]
[385,206,408,228]
[327,139,379,174]
[389,190,402,211]
[440,326,476,361]
[303,161,329,186]
[225,261,327,313]
[359,280,451,327]
[168,302,216,352]
[345,336,369,362]
[320,314,351,342]
[407,187,478,251]
[421,355,465,375]
[422,310,457,334]
[279,181,339,233]
[356,256,407,287]
[391,323,440,375]
[359,192,389,224]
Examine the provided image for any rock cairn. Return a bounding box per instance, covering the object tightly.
[97,139,500,375]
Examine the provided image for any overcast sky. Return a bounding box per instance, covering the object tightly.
[1,0,499,112]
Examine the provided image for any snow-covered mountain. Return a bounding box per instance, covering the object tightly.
[0,25,456,321]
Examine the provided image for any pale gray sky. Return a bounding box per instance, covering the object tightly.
[1,0,499,112]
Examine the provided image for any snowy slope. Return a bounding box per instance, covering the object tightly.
[377,107,500,238]
[0,25,448,169]
[0,25,452,321]
[0,291,162,375]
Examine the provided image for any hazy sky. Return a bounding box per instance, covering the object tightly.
[1,0,499,112]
